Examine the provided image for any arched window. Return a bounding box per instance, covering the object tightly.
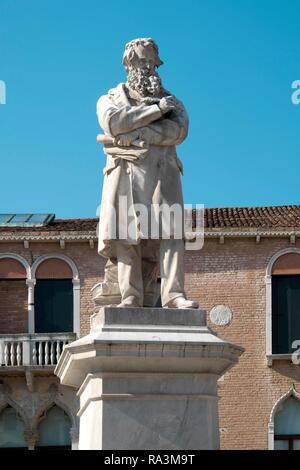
[274,396,300,450]
[34,259,73,333]
[36,405,71,450]
[271,253,300,354]
[0,406,27,449]
[0,258,27,334]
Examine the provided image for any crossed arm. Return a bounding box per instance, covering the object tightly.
[97,95,189,147]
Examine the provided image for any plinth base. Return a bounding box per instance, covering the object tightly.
[55,307,243,450]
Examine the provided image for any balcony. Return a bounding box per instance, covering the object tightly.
[0,333,76,373]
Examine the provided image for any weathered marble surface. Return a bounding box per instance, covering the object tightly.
[55,307,243,450]
[78,373,219,450]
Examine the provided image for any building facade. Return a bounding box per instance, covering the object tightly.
[0,207,300,450]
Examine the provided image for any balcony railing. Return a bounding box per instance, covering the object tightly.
[0,333,76,368]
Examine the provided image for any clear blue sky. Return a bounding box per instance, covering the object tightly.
[1,0,299,218]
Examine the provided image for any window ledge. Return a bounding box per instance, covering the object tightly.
[267,354,296,367]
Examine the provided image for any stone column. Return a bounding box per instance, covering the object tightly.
[72,278,81,337]
[55,307,243,450]
[70,426,80,450]
[24,430,38,450]
[26,279,36,334]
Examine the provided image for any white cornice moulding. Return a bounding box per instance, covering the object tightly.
[0,230,298,243]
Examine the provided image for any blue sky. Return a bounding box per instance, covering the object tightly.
[0,0,299,218]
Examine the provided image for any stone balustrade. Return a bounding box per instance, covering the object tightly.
[0,333,76,368]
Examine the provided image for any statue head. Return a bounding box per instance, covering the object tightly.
[122,38,165,98]
[122,38,163,71]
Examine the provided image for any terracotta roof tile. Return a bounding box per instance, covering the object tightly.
[202,205,300,229]
[0,206,299,234]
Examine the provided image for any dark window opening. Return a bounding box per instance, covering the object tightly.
[34,279,73,333]
[0,406,27,448]
[35,405,72,449]
[272,275,300,354]
[274,434,300,450]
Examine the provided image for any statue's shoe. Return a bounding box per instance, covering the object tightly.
[166,296,199,309]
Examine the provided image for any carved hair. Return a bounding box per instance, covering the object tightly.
[122,38,163,70]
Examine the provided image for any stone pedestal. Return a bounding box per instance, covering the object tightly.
[55,307,243,450]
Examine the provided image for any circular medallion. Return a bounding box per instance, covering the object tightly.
[209,305,232,326]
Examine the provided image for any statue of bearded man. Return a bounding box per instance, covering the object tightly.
[96,38,198,309]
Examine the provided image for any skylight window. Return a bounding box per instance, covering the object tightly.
[10,214,32,223]
[0,215,14,223]
[0,214,55,227]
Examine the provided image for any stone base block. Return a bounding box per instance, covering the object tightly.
[55,307,243,450]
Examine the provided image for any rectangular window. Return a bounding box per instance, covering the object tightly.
[272,275,300,354]
[274,435,300,450]
[34,279,73,333]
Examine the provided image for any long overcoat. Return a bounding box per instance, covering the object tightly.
[96,83,189,258]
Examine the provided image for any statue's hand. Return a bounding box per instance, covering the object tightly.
[159,96,177,114]
[116,130,140,147]
[141,97,160,106]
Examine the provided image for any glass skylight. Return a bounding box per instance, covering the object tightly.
[0,214,55,227]
[10,214,32,223]
[0,215,14,223]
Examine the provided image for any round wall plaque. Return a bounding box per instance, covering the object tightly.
[209,305,232,326]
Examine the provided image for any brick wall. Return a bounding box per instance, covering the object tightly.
[184,237,300,450]
[0,243,106,336]
[1,237,300,449]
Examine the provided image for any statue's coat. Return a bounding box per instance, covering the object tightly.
[96,83,188,258]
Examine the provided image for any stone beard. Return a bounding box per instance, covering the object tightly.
[127,65,166,99]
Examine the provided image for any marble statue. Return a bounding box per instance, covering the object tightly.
[95,38,198,309]
[55,39,243,453]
